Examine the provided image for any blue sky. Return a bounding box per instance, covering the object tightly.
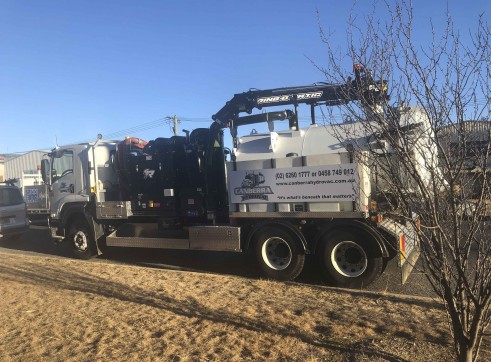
[1,0,489,153]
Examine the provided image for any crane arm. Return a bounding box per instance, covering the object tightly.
[212,64,388,127]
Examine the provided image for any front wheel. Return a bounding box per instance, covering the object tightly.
[318,230,383,288]
[67,220,96,260]
[254,225,305,281]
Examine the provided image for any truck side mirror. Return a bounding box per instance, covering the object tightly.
[41,159,50,185]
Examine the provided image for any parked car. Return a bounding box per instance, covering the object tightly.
[0,184,29,241]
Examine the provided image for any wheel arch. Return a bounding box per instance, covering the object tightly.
[244,219,309,254]
[312,220,389,258]
[60,202,104,254]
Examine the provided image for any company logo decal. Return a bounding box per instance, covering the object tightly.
[257,91,323,104]
[234,172,273,201]
[143,169,155,179]
[59,182,74,193]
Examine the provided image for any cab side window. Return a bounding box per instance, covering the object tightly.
[52,150,74,182]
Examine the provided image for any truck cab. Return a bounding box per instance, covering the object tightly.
[42,140,118,245]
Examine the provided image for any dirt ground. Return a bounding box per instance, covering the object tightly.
[0,249,487,362]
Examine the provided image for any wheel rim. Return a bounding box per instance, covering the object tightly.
[261,237,292,271]
[330,240,367,277]
[73,230,88,251]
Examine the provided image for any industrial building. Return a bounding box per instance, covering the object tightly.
[0,155,4,182]
[3,150,50,215]
[438,120,491,169]
[4,150,48,187]
[438,120,490,215]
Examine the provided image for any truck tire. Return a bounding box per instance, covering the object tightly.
[67,220,96,260]
[318,230,383,288]
[254,225,305,281]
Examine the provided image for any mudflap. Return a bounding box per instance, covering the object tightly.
[378,214,420,285]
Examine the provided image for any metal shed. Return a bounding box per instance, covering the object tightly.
[4,150,48,183]
[438,120,491,209]
[438,120,491,168]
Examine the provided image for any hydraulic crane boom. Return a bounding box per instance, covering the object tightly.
[212,64,388,128]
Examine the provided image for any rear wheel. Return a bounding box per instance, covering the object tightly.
[318,230,383,288]
[254,225,305,281]
[67,220,96,260]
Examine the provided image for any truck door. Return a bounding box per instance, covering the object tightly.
[50,149,76,214]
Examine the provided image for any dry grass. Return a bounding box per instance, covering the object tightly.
[0,249,472,361]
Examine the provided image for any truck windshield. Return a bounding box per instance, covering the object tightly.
[52,150,73,182]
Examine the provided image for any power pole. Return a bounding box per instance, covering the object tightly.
[172,115,178,136]
[165,115,179,136]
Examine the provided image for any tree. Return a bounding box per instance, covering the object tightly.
[317,1,491,361]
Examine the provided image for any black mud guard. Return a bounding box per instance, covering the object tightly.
[60,202,104,255]
[58,202,86,238]
[245,219,310,254]
[312,219,389,258]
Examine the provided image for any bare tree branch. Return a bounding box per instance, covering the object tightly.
[318,2,491,361]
